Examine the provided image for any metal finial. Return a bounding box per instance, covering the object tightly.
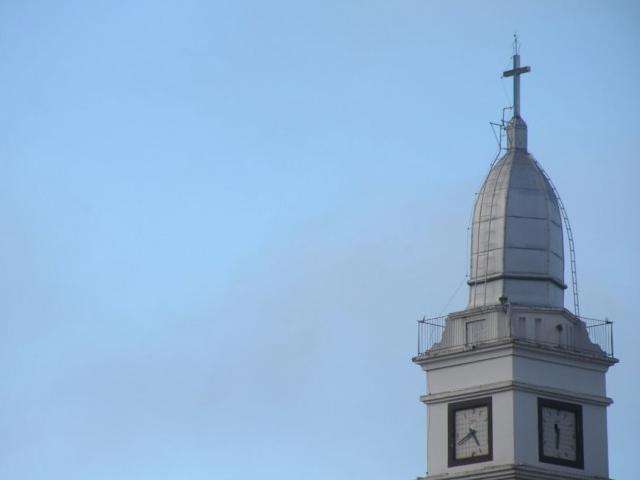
[503,36,530,118]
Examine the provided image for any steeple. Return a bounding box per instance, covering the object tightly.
[503,35,531,151]
[468,39,565,309]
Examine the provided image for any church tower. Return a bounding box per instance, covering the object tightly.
[413,41,617,480]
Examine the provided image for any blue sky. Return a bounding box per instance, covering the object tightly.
[0,1,638,479]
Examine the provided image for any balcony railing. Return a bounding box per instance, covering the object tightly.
[417,314,614,358]
[583,317,614,357]
[416,315,447,354]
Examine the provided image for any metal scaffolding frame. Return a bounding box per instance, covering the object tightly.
[533,160,581,317]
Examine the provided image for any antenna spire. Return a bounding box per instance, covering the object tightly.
[503,35,531,118]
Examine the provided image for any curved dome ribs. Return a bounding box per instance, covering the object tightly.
[468,124,566,310]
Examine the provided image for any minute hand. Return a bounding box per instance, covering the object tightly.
[457,431,473,445]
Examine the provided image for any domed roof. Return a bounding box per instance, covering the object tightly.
[468,116,565,309]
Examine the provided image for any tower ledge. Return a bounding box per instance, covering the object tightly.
[413,305,615,366]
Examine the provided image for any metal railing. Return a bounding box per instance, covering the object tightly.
[417,315,447,354]
[582,317,614,357]
[416,314,614,358]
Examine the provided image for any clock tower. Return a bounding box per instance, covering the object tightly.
[413,41,617,480]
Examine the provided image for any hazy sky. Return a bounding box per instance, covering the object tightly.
[1,1,638,479]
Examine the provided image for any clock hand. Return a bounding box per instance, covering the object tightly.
[554,423,560,449]
[457,431,473,445]
[469,428,480,446]
[457,428,480,446]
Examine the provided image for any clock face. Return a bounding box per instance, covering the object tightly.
[455,406,490,459]
[541,407,576,460]
[538,398,584,469]
[448,397,492,466]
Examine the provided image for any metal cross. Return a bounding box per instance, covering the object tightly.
[502,36,531,118]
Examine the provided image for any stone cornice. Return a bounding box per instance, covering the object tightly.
[412,338,617,371]
[418,463,612,480]
[420,380,613,407]
[513,341,618,369]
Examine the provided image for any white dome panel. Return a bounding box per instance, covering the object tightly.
[468,117,565,309]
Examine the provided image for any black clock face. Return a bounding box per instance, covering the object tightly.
[537,398,584,469]
[448,397,493,467]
